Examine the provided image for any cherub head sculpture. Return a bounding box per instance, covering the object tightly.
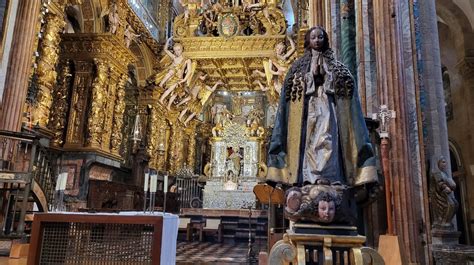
[284,184,343,224]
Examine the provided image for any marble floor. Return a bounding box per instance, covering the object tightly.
[176,241,258,265]
[0,241,263,264]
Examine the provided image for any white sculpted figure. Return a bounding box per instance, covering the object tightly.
[155,37,194,110]
[100,3,120,34]
[253,36,296,102]
[178,73,224,126]
[124,24,140,48]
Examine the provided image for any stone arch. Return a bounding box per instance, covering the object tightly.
[65,5,83,33]
[448,139,464,171]
[77,0,107,33]
[448,138,471,244]
[129,42,154,86]
[436,0,474,58]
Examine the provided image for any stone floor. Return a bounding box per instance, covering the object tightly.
[176,241,258,265]
[0,241,264,264]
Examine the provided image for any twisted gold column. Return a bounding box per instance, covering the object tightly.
[86,59,109,148]
[168,124,185,175]
[101,68,119,151]
[147,106,160,169]
[186,126,197,171]
[110,75,128,156]
[32,13,66,127]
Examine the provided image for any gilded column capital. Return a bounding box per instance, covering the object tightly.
[47,1,68,16]
[60,34,137,73]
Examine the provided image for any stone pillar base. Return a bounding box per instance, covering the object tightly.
[432,228,461,245]
[432,244,474,265]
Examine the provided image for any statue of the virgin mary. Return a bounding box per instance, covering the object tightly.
[267,26,377,187]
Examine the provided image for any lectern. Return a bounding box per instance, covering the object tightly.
[253,183,284,251]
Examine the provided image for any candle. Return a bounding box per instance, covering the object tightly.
[163,174,168,193]
[55,173,61,191]
[60,172,67,191]
[144,171,149,192]
[150,173,157,193]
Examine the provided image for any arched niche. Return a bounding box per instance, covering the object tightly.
[436,0,474,58]
[129,42,154,86]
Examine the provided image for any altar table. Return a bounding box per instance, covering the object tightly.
[27,211,179,265]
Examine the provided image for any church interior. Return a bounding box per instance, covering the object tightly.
[0,0,473,264]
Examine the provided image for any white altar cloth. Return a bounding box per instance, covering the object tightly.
[118,211,179,264]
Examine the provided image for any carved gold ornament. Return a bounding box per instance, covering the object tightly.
[218,13,239,38]
[221,122,247,150]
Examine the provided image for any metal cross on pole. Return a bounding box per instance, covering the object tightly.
[372,105,396,235]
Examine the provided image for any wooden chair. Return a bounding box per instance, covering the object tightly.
[178,217,191,241]
[203,218,222,242]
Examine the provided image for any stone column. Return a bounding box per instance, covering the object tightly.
[372,0,428,263]
[456,57,474,160]
[309,0,325,27]
[355,0,377,113]
[340,0,356,76]
[0,0,41,131]
[328,0,342,58]
[417,0,451,168]
[417,0,456,258]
